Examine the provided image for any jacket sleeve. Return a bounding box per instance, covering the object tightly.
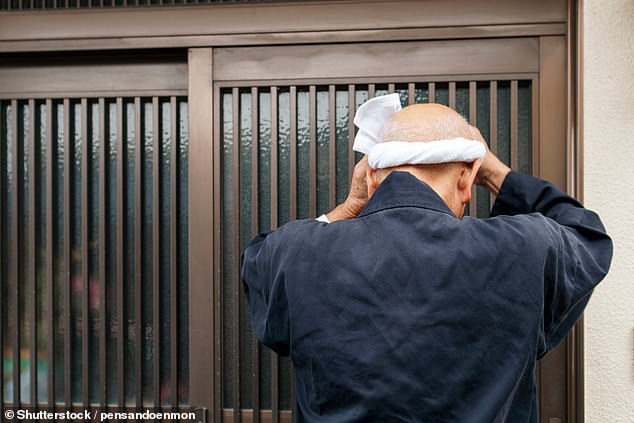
[240,231,291,357]
[490,171,613,357]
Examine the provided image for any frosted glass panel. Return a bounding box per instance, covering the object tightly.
[0,97,189,407]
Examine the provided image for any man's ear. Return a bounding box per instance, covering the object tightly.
[366,167,379,198]
[458,159,482,204]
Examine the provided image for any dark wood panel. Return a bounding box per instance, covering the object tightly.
[0,24,566,53]
[0,62,187,99]
[214,38,539,82]
[0,0,566,44]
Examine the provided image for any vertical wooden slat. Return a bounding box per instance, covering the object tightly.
[169,96,178,408]
[289,86,297,221]
[539,35,567,197]
[134,96,142,407]
[98,98,107,406]
[368,83,375,99]
[308,85,317,217]
[152,96,160,409]
[115,97,125,407]
[489,81,498,206]
[231,87,241,423]
[532,77,540,177]
[510,80,519,170]
[347,85,355,180]
[270,86,280,423]
[81,97,89,407]
[469,82,477,126]
[10,100,20,406]
[428,82,436,103]
[469,82,477,218]
[387,83,395,94]
[328,85,336,210]
[537,42,568,419]
[250,87,260,423]
[270,87,278,230]
[291,57,298,398]
[188,47,215,420]
[489,82,498,155]
[290,363,296,419]
[569,0,585,386]
[213,84,223,423]
[448,82,456,110]
[408,83,415,106]
[45,98,54,407]
[249,89,259,235]
[28,99,37,405]
[62,98,71,407]
[0,101,4,416]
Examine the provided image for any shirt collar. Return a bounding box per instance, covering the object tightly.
[358,171,457,218]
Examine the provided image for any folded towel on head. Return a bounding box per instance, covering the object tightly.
[352,93,486,169]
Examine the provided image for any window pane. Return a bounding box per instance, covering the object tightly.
[0,96,189,407]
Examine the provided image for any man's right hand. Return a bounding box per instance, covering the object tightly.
[326,156,370,222]
[470,126,511,195]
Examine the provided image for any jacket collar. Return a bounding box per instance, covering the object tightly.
[358,171,457,218]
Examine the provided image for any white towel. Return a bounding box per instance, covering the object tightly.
[352,94,486,169]
[353,93,403,154]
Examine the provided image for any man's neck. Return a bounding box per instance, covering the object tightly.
[387,167,463,217]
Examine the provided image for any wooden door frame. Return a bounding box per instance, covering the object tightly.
[0,0,584,421]
[201,28,582,423]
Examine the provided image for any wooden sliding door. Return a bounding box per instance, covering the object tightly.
[202,34,568,422]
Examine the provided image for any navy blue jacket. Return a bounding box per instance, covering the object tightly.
[241,170,613,422]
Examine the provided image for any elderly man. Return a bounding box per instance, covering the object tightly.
[241,98,612,422]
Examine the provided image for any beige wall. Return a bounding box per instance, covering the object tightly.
[583,0,634,421]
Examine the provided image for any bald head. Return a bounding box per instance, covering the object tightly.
[367,103,481,218]
[381,103,474,143]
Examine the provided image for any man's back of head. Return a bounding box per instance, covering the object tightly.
[381,103,474,143]
[366,103,481,218]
